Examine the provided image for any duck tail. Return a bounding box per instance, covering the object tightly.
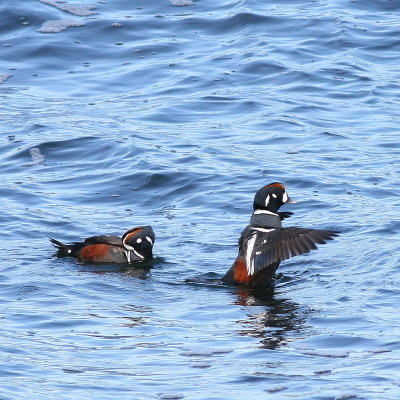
[49,237,73,257]
[49,237,65,248]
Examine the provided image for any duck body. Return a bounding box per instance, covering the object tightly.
[223,183,337,287]
[50,226,155,264]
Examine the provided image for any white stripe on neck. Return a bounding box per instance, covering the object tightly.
[252,227,275,233]
[132,249,144,260]
[254,209,278,216]
[124,248,144,261]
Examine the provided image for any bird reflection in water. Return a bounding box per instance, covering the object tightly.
[234,285,309,350]
[74,265,151,279]
[119,304,153,328]
[69,257,162,278]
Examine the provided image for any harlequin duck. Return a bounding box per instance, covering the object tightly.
[222,183,337,287]
[50,226,155,263]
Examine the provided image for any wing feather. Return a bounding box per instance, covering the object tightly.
[301,235,318,251]
[83,235,123,246]
[246,227,337,276]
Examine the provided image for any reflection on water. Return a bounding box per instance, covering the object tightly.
[119,305,153,328]
[234,287,308,350]
[52,255,164,278]
[185,276,309,350]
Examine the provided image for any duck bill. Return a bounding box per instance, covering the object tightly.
[286,196,297,204]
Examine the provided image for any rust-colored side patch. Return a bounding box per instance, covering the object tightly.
[80,244,110,262]
[233,257,254,285]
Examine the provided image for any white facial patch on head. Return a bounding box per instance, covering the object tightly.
[146,236,153,245]
[136,238,142,243]
[282,190,288,203]
[272,193,277,198]
[265,194,270,207]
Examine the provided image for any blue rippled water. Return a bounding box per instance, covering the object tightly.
[1,1,400,399]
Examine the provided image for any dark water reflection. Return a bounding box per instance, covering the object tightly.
[234,289,308,350]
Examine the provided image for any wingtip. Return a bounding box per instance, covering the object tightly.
[328,230,340,238]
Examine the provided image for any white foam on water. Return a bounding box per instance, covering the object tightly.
[0,74,12,84]
[169,0,193,6]
[24,148,45,166]
[38,0,98,16]
[38,19,85,33]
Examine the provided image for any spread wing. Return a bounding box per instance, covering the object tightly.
[83,235,123,246]
[240,227,338,276]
